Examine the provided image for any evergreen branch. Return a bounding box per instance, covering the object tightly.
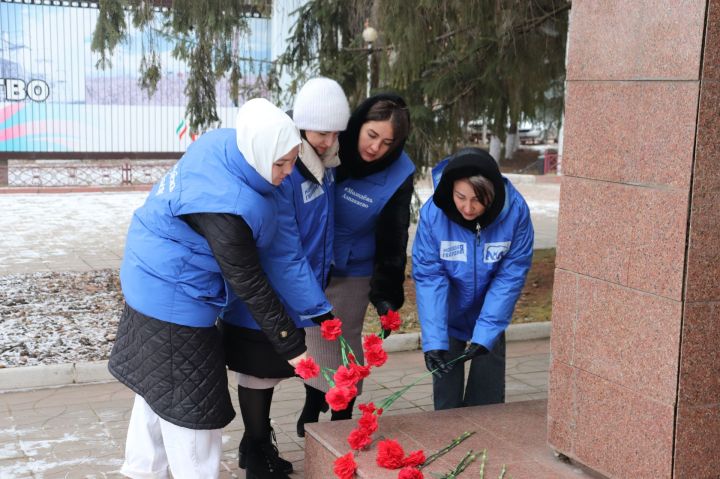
[513,3,572,35]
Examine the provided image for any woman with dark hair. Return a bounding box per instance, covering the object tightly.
[413,147,534,410]
[297,93,415,436]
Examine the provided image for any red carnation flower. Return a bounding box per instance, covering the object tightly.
[333,365,360,388]
[376,439,405,469]
[365,346,388,367]
[358,402,377,414]
[326,385,357,411]
[402,450,426,467]
[350,362,371,379]
[294,357,320,380]
[333,452,357,479]
[363,333,383,350]
[363,334,388,367]
[357,409,379,434]
[347,428,372,450]
[321,318,343,340]
[380,309,402,331]
[398,467,424,479]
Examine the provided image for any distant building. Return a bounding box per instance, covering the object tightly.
[0,0,294,159]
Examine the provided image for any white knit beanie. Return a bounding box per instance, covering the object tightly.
[292,77,350,132]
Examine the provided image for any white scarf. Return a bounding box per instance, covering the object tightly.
[235,98,301,184]
[299,139,341,183]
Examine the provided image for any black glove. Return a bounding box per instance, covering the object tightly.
[375,300,394,338]
[375,300,392,316]
[424,350,452,377]
[310,311,335,325]
[462,343,489,361]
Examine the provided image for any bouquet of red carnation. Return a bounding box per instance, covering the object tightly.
[379,309,402,338]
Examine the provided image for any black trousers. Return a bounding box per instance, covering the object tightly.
[432,333,506,410]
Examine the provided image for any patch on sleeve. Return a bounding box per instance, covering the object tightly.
[483,241,511,263]
[440,241,467,262]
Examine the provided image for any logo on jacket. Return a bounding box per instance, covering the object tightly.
[301,180,324,203]
[156,163,179,195]
[341,186,373,208]
[483,241,511,263]
[440,241,467,262]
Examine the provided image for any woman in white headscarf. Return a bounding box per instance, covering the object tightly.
[108,99,306,479]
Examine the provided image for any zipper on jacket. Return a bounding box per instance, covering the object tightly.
[474,222,481,294]
[322,184,329,288]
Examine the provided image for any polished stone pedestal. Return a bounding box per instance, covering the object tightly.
[549,1,720,477]
[305,400,605,478]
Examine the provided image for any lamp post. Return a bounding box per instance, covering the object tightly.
[362,21,378,99]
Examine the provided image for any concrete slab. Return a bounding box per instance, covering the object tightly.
[0,340,552,478]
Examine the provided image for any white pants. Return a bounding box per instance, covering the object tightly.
[120,394,223,479]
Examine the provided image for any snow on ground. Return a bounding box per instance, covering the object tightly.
[0,180,558,368]
[0,192,146,269]
[0,269,122,368]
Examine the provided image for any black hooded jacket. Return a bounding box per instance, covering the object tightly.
[433,147,506,232]
[336,93,414,312]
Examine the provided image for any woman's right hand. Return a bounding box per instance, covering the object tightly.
[287,351,308,368]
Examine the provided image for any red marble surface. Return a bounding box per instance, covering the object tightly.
[305,400,606,478]
[556,176,688,300]
[702,0,720,80]
[574,277,681,403]
[572,369,674,479]
[673,403,720,477]
[566,0,705,81]
[562,81,699,189]
[685,81,720,302]
[678,302,720,405]
[550,269,578,366]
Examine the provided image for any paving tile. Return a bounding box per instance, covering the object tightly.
[0,340,550,477]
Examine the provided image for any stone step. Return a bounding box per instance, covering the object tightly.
[304,400,606,478]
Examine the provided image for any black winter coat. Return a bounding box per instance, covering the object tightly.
[109,213,305,429]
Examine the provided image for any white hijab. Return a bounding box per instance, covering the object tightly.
[235,98,301,184]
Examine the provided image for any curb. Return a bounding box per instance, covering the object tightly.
[0,323,551,393]
[503,173,538,184]
[0,360,112,392]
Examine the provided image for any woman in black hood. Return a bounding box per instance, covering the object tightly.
[298,93,416,434]
[413,147,534,410]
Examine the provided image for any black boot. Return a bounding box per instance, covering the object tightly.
[331,397,356,421]
[239,424,293,473]
[245,440,291,479]
[238,385,293,474]
[297,384,329,437]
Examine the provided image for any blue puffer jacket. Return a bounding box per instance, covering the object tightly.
[120,128,278,327]
[221,160,334,329]
[334,151,415,277]
[413,151,534,351]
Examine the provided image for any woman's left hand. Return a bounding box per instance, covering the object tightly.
[287,351,309,368]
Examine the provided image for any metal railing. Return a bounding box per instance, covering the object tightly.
[3,161,177,187]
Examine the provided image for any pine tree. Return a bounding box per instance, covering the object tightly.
[92,0,263,134]
[278,0,569,165]
[92,0,569,165]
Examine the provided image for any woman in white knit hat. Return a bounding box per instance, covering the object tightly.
[220,78,350,479]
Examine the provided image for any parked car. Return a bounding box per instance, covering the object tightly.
[518,126,545,145]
